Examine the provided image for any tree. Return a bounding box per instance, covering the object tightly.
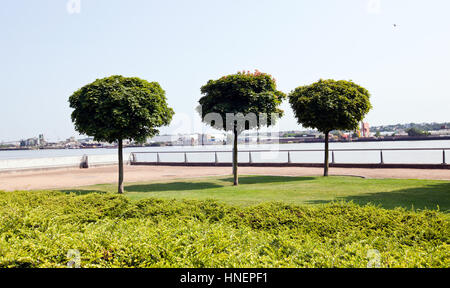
[69,75,174,193]
[198,70,285,185]
[406,127,430,137]
[289,79,372,176]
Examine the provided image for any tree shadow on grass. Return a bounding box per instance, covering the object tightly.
[221,176,315,185]
[306,182,450,212]
[58,176,313,195]
[60,189,107,195]
[125,176,312,193]
[125,182,224,193]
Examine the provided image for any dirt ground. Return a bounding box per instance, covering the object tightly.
[0,165,449,191]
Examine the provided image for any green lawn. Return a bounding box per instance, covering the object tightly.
[62,175,450,212]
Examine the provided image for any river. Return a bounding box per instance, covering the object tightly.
[1,140,449,166]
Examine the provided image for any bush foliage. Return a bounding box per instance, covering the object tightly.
[0,191,448,268]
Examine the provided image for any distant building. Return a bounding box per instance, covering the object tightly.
[429,129,450,136]
[67,136,76,143]
[200,133,227,145]
[148,135,179,145]
[78,137,94,143]
[64,136,80,148]
[38,134,45,146]
[395,131,408,136]
[78,137,102,148]
[20,137,39,147]
[361,122,370,137]
[180,134,199,146]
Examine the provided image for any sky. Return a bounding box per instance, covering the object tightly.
[1,0,449,142]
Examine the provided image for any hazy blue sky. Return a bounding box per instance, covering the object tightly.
[1,0,449,142]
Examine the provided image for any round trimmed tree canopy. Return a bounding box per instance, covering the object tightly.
[69,75,174,143]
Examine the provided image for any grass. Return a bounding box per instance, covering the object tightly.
[62,175,450,212]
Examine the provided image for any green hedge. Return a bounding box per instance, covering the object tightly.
[0,191,448,268]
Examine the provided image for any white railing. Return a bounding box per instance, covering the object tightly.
[130,148,450,167]
[0,153,130,172]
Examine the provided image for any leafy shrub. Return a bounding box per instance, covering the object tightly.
[0,191,448,268]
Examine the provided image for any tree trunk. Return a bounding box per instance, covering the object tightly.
[118,139,124,194]
[232,126,239,186]
[324,131,330,177]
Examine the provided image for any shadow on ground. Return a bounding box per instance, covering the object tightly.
[125,176,314,193]
[125,182,224,193]
[221,176,315,185]
[306,182,450,211]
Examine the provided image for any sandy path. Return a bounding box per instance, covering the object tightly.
[0,165,449,191]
